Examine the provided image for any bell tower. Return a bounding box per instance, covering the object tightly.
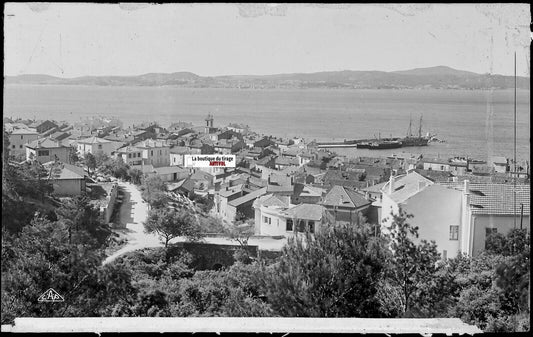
[205,113,214,134]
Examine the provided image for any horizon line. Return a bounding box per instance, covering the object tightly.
[5,65,530,79]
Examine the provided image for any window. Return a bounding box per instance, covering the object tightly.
[19,145,23,148]
[98,144,102,149]
[20,135,23,140]
[485,228,497,236]
[297,220,306,232]
[286,219,293,231]
[12,145,15,149]
[449,225,459,240]
[38,150,49,156]
[308,221,315,234]
[263,216,271,225]
[151,150,153,156]
[128,154,132,158]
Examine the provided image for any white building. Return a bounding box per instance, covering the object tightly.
[8,128,39,158]
[380,171,530,259]
[77,136,121,158]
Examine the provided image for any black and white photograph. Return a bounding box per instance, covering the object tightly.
[1,3,530,334]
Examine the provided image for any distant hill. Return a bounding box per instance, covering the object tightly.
[5,66,529,90]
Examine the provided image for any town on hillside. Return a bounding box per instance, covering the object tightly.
[3,114,530,259]
[2,113,530,332]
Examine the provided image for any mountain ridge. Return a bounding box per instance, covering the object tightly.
[5,66,529,90]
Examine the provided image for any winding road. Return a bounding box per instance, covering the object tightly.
[102,181,287,265]
[102,181,160,265]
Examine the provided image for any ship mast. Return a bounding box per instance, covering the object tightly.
[513,52,517,228]
[407,114,412,137]
[418,115,423,138]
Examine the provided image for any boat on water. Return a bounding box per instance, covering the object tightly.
[401,115,430,147]
[368,140,403,150]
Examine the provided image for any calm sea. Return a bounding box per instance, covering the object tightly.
[3,85,530,162]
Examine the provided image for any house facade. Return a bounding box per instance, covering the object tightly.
[115,146,143,166]
[45,162,87,196]
[8,128,39,158]
[381,171,531,259]
[77,136,119,157]
[26,138,71,164]
[134,139,170,167]
[321,185,372,225]
[253,194,326,237]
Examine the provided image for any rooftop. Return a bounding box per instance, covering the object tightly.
[78,136,111,144]
[26,137,68,149]
[382,171,434,204]
[440,182,530,216]
[283,203,325,221]
[228,187,268,207]
[321,185,371,209]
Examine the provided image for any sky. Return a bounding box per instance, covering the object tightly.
[3,3,531,78]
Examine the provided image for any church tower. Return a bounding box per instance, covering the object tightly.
[205,113,214,134]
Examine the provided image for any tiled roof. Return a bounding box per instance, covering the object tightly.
[10,128,38,135]
[229,187,268,207]
[382,171,434,203]
[153,166,189,175]
[422,158,451,165]
[134,139,168,148]
[170,146,193,154]
[78,136,111,144]
[439,182,530,216]
[116,146,143,153]
[293,184,325,198]
[321,185,371,209]
[267,184,294,193]
[361,181,388,193]
[26,138,68,149]
[253,194,289,209]
[283,203,325,221]
[219,184,244,198]
[44,162,85,180]
[190,170,214,181]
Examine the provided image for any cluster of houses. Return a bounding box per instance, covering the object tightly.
[4,115,530,258]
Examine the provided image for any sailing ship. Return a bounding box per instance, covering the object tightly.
[367,133,402,149]
[401,115,430,147]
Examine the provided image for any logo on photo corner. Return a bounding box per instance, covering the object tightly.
[38,288,65,302]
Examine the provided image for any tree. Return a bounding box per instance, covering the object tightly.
[144,208,204,248]
[141,175,168,208]
[85,152,97,175]
[224,212,255,263]
[1,214,103,323]
[383,208,441,316]
[259,222,387,317]
[128,168,143,185]
[227,211,255,248]
[56,195,111,247]
[69,147,80,164]
[94,152,110,168]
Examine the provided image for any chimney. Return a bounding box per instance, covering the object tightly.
[464,180,470,194]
